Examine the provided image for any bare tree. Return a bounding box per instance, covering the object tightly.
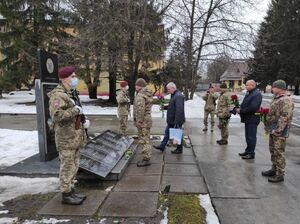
[165,0,257,99]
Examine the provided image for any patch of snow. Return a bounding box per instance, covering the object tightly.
[0,176,59,204]
[105,186,114,192]
[0,210,8,214]
[0,217,17,224]
[160,207,168,224]
[199,194,220,224]
[99,218,107,223]
[22,218,70,224]
[0,129,38,167]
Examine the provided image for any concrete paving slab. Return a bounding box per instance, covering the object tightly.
[213,195,300,224]
[160,175,207,193]
[114,175,160,192]
[38,190,108,216]
[163,164,201,176]
[165,154,196,164]
[193,145,269,165]
[130,152,163,164]
[199,162,270,198]
[99,192,158,217]
[165,147,194,156]
[123,163,162,176]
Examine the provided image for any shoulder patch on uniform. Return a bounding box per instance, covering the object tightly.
[53,99,60,108]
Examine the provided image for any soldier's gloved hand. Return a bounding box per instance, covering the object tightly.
[83,119,90,129]
[74,105,83,115]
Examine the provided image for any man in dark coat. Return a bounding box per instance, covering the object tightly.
[236,80,262,159]
[154,82,185,154]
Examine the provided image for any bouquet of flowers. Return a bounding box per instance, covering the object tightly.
[157,93,165,118]
[255,107,269,124]
[230,94,240,114]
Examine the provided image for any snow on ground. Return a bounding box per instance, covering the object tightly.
[0,129,38,167]
[22,218,70,224]
[0,176,59,206]
[199,194,220,224]
[0,217,17,224]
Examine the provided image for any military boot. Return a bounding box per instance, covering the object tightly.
[261,169,276,177]
[71,188,87,201]
[137,159,151,167]
[217,140,228,145]
[62,192,83,205]
[268,175,284,183]
[202,126,208,132]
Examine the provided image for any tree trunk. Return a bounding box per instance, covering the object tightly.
[0,89,2,99]
[108,47,117,104]
[88,84,97,99]
[294,84,299,96]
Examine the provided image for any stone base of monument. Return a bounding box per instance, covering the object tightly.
[0,130,137,181]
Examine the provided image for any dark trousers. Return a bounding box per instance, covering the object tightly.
[245,123,258,156]
[160,124,183,151]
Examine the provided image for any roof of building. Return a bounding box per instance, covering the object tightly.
[220,61,249,81]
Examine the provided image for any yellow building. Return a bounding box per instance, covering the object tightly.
[220,61,248,91]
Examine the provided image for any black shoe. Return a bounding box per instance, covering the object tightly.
[238,152,248,156]
[171,149,183,154]
[62,192,83,205]
[217,140,228,145]
[262,169,276,177]
[216,139,222,144]
[153,145,164,152]
[268,175,284,183]
[211,129,214,132]
[202,128,208,132]
[241,154,255,160]
[137,159,151,167]
[71,188,86,201]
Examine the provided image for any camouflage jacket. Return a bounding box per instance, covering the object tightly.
[48,84,86,151]
[133,87,153,128]
[216,90,232,119]
[266,93,294,138]
[117,89,130,116]
[202,92,218,111]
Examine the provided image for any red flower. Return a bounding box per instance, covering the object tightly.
[231,95,238,100]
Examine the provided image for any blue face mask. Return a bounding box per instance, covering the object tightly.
[70,78,78,89]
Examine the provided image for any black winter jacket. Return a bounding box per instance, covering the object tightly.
[166,90,185,126]
[240,88,262,124]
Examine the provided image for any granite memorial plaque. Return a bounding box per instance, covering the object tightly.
[36,49,59,161]
[80,130,134,178]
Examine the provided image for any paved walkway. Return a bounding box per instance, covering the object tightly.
[1,115,300,223]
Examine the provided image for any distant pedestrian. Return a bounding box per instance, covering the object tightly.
[236,80,262,159]
[48,66,89,205]
[154,82,185,154]
[117,81,130,136]
[202,86,218,132]
[216,83,232,145]
[133,78,153,167]
[262,80,294,183]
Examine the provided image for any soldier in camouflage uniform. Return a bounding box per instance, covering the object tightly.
[216,83,232,145]
[133,78,153,167]
[262,80,294,183]
[117,81,130,136]
[202,86,218,132]
[48,66,89,205]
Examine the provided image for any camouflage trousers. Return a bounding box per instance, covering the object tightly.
[137,127,151,161]
[119,115,128,136]
[58,149,80,193]
[218,118,229,141]
[269,134,286,176]
[204,110,215,127]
